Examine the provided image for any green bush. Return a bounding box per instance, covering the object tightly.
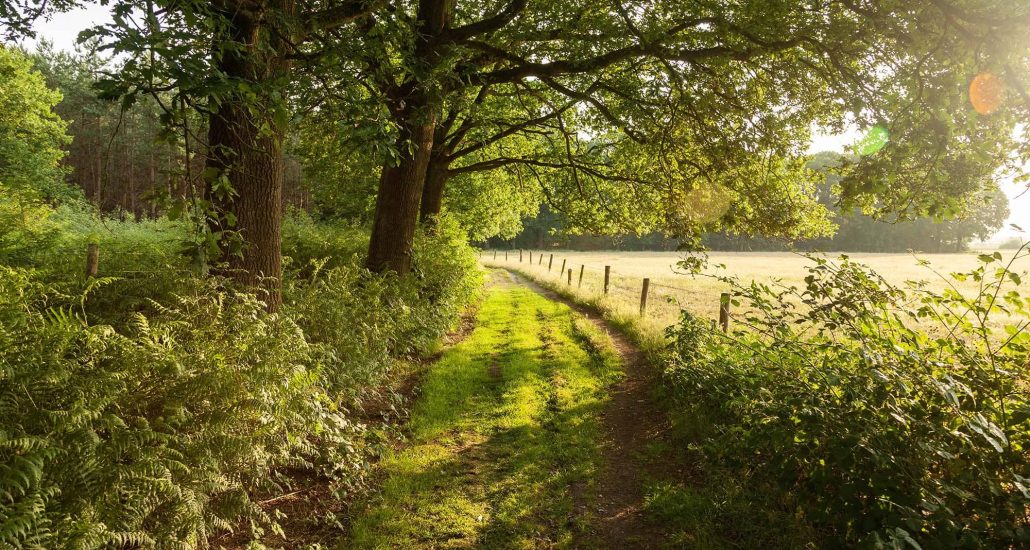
[282,208,367,270]
[285,214,481,400]
[0,268,359,547]
[664,250,1030,547]
[0,202,481,546]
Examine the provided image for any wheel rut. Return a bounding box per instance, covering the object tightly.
[505,270,672,549]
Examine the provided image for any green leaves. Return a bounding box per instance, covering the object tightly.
[664,245,1030,546]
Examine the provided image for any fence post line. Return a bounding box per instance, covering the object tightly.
[519,249,523,262]
[86,243,99,278]
[493,250,497,260]
[719,292,731,332]
[639,278,650,317]
[505,250,508,261]
[529,251,533,264]
[567,268,572,285]
[538,253,543,265]
[603,266,611,295]
[560,258,566,277]
[548,254,554,271]
[578,265,584,287]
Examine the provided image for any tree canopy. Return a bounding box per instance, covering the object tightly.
[3,0,1027,297]
[305,0,1029,249]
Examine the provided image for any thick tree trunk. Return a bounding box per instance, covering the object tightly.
[205,2,291,311]
[419,156,449,225]
[367,118,437,274]
[207,103,285,310]
[366,0,449,274]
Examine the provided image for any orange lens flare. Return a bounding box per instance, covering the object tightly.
[970,72,1004,115]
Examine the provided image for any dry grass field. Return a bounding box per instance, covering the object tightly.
[482,249,1030,334]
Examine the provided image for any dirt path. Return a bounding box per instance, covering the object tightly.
[506,270,672,549]
[342,270,672,549]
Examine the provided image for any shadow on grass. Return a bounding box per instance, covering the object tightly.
[345,284,616,549]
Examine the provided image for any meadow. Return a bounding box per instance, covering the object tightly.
[483,249,1030,333]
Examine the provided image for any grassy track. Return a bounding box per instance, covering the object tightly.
[345,274,623,549]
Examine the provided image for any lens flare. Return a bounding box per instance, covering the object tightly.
[855,125,889,156]
[969,72,1004,115]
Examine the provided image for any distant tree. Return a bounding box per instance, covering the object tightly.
[0,45,73,263]
[999,236,1026,250]
[30,42,192,217]
[0,45,69,200]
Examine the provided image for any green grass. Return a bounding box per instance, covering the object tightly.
[344,273,623,549]
[494,266,820,549]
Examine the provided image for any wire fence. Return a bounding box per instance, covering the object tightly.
[478,248,733,333]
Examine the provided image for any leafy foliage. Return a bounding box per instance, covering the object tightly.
[0,200,480,547]
[0,45,70,201]
[664,248,1030,546]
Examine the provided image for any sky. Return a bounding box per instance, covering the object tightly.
[20,8,1030,242]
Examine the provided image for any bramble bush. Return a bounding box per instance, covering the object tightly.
[665,247,1030,547]
[0,196,481,547]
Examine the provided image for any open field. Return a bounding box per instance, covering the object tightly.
[482,249,1030,333]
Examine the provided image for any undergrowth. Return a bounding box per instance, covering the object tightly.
[0,191,480,547]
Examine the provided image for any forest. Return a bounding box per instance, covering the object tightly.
[1,0,1029,548]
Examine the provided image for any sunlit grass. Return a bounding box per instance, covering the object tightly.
[344,273,622,549]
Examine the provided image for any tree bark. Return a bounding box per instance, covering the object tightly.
[205,1,291,311]
[367,116,437,273]
[366,0,450,274]
[419,155,449,225]
[207,103,285,309]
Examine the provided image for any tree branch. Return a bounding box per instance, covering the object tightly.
[439,0,527,44]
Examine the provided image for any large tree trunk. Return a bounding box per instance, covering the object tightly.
[367,116,437,274]
[419,155,449,225]
[366,0,449,274]
[205,2,291,311]
[207,103,285,310]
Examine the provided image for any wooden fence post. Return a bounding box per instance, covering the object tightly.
[578,265,584,287]
[529,251,533,264]
[603,266,611,295]
[639,278,650,316]
[548,254,554,271]
[519,249,523,262]
[567,268,572,285]
[86,243,99,278]
[560,258,566,277]
[493,250,497,260]
[538,253,543,265]
[505,250,508,261]
[719,292,731,332]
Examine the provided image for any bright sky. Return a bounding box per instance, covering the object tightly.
[21,9,1030,242]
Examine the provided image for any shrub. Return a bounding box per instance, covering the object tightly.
[282,208,367,270]
[0,204,482,546]
[664,249,1030,547]
[0,267,366,547]
[284,214,481,400]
